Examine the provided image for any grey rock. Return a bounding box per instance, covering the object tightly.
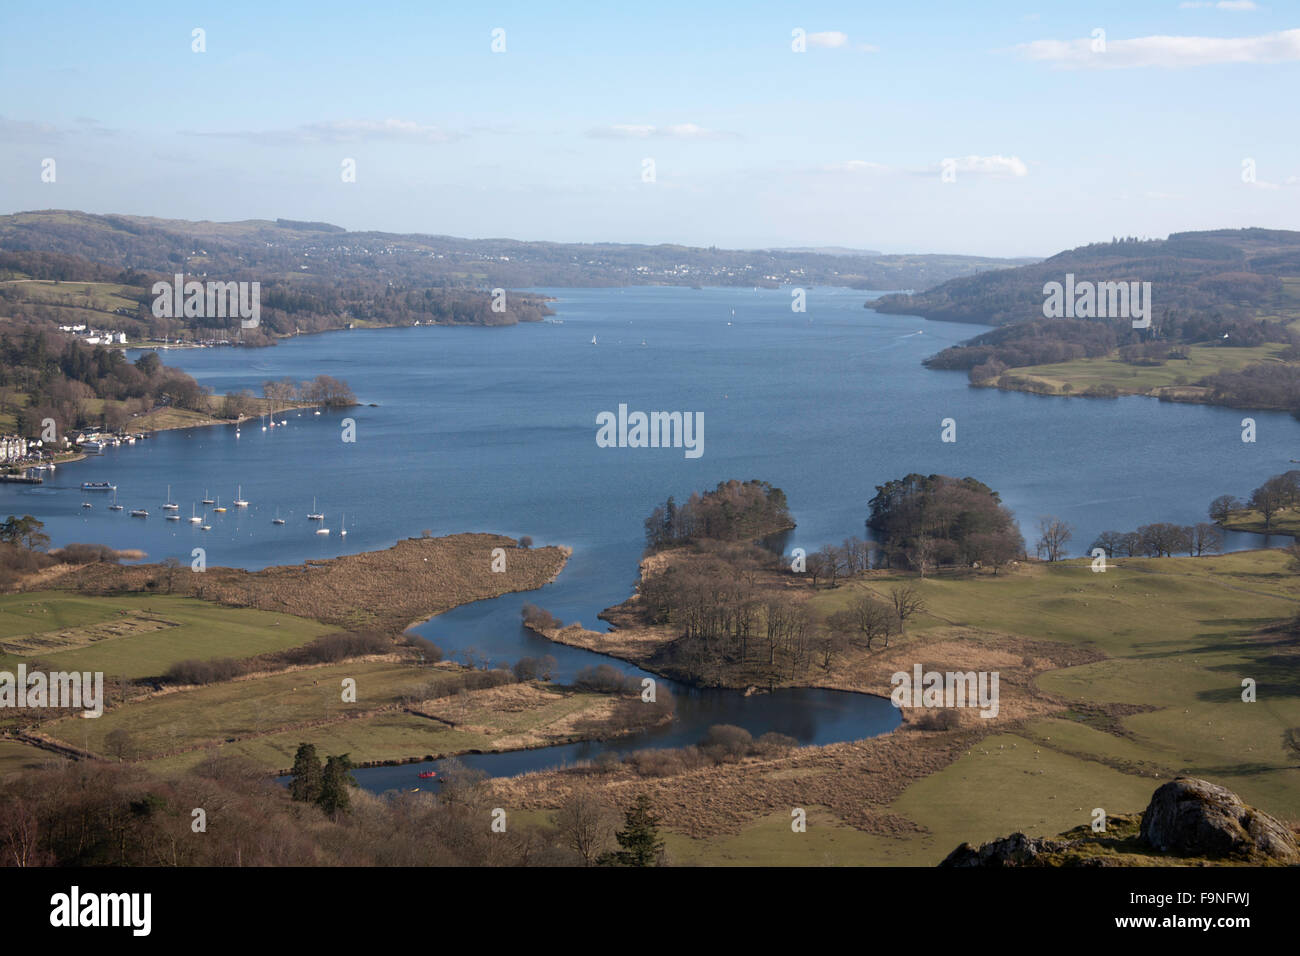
[1140,777,1298,862]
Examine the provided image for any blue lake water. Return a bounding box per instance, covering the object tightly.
[4,286,1294,790]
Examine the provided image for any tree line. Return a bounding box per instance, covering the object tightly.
[644,479,793,552]
[1211,469,1300,531]
[1091,523,1223,558]
[866,473,1025,574]
[0,753,669,866]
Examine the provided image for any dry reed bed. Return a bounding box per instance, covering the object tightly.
[30,534,570,634]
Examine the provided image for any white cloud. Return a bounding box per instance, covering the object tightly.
[587,123,740,141]
[800,30,878,52]
[194,119,459,146]
[938,155,1029,177]
[807,31,849,48]
[1017,27,1300,68]
[1179,1,1259,10]
[823,156,1028,178]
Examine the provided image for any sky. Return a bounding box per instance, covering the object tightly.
[1,0,1297,257]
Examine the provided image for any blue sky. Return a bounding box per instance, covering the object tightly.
[1,0,1297,256]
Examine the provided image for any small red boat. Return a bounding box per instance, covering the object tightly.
[417,770,438,779]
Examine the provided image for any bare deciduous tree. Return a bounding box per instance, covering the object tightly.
[889,584,926,638]
[104,728,133,762]
[1208,495,1243,524]
[1035,516,1073,562]
[552,787,617,866]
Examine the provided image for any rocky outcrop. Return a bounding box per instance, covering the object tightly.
[941,777,1299,866]
[1140,777,1298,863]
[941,832,1074,867]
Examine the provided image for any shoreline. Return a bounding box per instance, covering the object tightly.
[316,693,675,777]
[9,402,360,483]
[122,307,558,354]
[32,533,572,636]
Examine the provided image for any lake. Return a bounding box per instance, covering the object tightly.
[4,285,1293,789]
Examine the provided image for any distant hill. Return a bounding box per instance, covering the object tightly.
[773,245,884,257]
[888,229,1300,411]
[0,210,1031,293]
[871,228,1300,327]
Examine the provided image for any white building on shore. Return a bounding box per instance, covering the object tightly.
[0,436,29,463]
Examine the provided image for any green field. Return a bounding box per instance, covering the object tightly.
[667,551,1300,864]
[0,738,65,776]
[1011,342,1284,396]
[142,685,610,775]
[0,278,142,316]
[42,660,432,758]
[1256,276,1300,329]
[0,593,335,679]
[1221,506,1300,536]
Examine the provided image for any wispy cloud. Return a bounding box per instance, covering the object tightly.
[936,155,1029,177]
[802,30,878,52]
[586,123,741,141]
[807,30,849,48]
[1247,174,1297,190]
[191,119,460,146]
[1016,27,1300,68]
[0,115,70,141]
[1179,1,1260,10]
[822,156,1028,178]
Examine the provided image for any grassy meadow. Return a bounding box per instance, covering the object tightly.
[0,592,334,679]
[658,551,1300,864]
[1010,342,1284,397]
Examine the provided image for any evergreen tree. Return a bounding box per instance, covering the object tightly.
[602,795,664,867]
[288,742,323,803]
[316,753,357,816]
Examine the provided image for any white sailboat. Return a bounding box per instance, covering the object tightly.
[340,513,347,537]
[202,489,215,504]
[591,335,597,345]
[189,504,202,524]
[213,496,226,513]
[307,497,324,521]
[233,485,249,507]
[272,508,285,525]
[163,484,179,510]
[109,489,123,511]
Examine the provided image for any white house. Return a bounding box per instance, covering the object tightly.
[0,436,28,463]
